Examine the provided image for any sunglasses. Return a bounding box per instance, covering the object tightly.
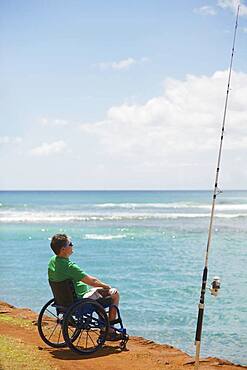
[64,241,73,248]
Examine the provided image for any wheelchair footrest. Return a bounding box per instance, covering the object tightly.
[109,319,121,326]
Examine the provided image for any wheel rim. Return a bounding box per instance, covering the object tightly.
[63,300,109,354]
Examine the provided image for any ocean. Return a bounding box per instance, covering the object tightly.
[0,190,246,365]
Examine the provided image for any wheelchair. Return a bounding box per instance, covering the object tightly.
[38,280,129,354]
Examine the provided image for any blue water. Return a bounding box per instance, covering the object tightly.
[0,190,246,365]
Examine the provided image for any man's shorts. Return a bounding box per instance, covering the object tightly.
[83,287,117,300]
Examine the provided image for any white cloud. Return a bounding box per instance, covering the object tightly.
[79,70,247,164]
[39,117,68,126]
[3,71,247,188]
[0,136,22,144]
[96,57,148,71]
[30,140,67,156]
[217,0,247,16]
[112,58,136,70]
[193,5,217,15]
[243,26,247,31]
[193,1,247,18]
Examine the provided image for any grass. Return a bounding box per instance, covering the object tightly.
[0,335,55,370]
[0,314,34,329]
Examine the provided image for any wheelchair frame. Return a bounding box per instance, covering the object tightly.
[38,280,129,354]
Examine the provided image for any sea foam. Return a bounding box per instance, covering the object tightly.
[83,234,126,240]
[0,211,246,223]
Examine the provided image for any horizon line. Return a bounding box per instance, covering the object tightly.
[0,189,247,192]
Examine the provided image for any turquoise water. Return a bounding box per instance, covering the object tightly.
[0,190,246,365]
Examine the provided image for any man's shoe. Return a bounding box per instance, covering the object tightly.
[105,331,122,341]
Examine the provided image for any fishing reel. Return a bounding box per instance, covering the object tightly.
[209,276,221,297]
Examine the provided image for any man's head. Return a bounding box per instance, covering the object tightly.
[50,234,73,257]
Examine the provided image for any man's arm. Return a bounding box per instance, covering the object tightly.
[81,274,111,289]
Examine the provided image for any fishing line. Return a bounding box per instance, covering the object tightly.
[194,4,240,370]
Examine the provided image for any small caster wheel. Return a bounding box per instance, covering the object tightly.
[120,340,126,350]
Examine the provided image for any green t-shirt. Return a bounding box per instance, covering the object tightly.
[48,255,90,298]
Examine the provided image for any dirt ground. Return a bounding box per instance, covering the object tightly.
[0,301,246,370]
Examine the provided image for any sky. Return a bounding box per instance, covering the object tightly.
[0,0,247,190]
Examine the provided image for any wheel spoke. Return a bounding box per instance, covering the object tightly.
[48,323,59,341]
[86,332,88,348]
[68,325,75,333]
[43,322,58,334]
[87,331,96,347]
[46,309,59,319]
[76,329,84,347]
[57,327,62,344]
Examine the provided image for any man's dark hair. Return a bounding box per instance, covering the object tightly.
[50,234,69,255]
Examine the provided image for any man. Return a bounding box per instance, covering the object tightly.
[48,233,120,340]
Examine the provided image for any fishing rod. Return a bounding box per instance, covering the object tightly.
[194,4,240,370]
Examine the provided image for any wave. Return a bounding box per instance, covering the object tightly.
[2,202,247,212]
[83,234,126,240]
[94,203,247,211]
[1,211,247,223]
[95,202,195,209]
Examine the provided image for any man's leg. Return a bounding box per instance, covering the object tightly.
[97,288,122,340]
[97,288,120,322]
[108,288,120,322]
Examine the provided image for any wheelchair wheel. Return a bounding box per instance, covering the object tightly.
[62,299,109,354]
[38,298,80,348]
